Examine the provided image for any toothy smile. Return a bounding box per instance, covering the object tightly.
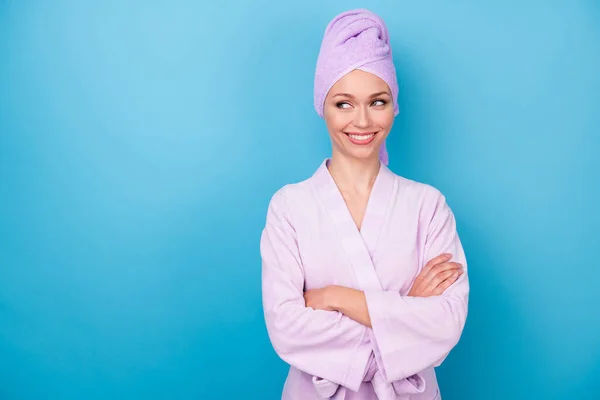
[348,133,374,140]
[344,131,378,145]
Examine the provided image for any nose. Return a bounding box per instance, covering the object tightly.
[353,105,372,129]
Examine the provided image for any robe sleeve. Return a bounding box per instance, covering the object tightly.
[364,193,470,382]
[260,188,372,392]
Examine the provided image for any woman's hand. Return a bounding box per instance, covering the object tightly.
[304,286,337,312]
[304,286,372,327]
[408,253,463,297]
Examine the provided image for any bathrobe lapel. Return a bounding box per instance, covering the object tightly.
[312,159,397,291]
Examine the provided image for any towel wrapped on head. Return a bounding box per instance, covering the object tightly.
[314,9,399,165]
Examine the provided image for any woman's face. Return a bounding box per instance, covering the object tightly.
[323,69,395,163]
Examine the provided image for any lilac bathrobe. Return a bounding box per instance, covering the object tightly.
[260,160,469,399]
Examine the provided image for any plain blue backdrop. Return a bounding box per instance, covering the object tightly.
[1,1,599,399]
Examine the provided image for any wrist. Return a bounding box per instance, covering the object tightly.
[326,285,343,311]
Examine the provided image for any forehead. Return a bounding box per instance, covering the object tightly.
[329,69,390,96]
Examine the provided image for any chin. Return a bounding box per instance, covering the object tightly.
[342,147,381,162]
[352,152,380,162]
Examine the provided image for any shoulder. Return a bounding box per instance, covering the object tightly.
[391,171,448,206]
[267,160,328,209]
[262,178,318,237]
[266,179,312,211]
[387,169,454,223]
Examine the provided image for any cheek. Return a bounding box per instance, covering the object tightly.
[373,111,394,131]
[324,113,350,133]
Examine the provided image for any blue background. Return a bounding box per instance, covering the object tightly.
[1,1,599,399]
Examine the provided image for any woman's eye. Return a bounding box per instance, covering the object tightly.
[372,99,387,106]
[336,102,351,109]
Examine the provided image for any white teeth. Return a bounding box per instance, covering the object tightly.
[349,134,374,140]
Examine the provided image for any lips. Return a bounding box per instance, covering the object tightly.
[344,131,377,145]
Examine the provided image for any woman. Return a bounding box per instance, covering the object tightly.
[260,9,469,400]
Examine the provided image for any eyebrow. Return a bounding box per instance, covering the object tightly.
[332,91,391,99]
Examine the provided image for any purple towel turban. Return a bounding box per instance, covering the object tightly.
[314,9,399,165]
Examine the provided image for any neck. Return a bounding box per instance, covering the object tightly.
[327,153,381,194]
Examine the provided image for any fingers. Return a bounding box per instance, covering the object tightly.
[421,259,463,296]
[429,261,462,278]
[422,253,453,273]
[431,270,463,296]
[411,253,464,297]
[419,261,461,290]
[425,268,458,291]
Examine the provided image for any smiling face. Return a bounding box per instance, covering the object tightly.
[323,69,395,164]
